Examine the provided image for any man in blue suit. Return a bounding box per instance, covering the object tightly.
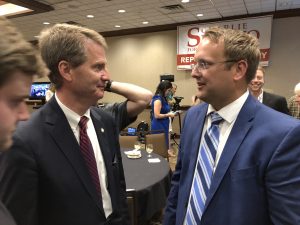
[163,27,300,225]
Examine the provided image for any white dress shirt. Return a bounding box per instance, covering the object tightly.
[55,94,113,218]
[201,91,249,172]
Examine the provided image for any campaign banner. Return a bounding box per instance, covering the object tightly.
[177,16,273,70]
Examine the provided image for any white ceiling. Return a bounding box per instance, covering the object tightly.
[8,0,300,41]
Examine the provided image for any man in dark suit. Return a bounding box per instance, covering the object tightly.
[0,16,47,225]
[0,24,130,225]
[163,27,300,225]
[248,66,289,114]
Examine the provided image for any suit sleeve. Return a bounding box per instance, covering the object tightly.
[163,110,189,225]
[0,134,39,225]
[266,124,300,224]
[278,97,290,115]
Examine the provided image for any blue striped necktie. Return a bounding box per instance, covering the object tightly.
[185,112,223,225]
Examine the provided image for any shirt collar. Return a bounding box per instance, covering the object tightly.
[55,93,91,129]
[207,90,249,124]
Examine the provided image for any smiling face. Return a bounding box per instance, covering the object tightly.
[67,39,110,106]
[0,71,32,151]
[248,69,264,95]
[191,37,238,110]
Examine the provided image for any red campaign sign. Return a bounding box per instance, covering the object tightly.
[260,48,270,61]
[177,54,195,66]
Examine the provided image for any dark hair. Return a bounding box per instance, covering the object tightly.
[155,80,172,97]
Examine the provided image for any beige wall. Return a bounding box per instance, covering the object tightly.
[103,16,300,105]
[36,17,300,104]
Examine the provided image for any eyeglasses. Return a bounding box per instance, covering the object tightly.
[191,59,238,71]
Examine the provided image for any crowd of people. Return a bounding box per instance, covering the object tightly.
[0,15,300,225]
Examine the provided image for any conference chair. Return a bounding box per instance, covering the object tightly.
[145,130,169,161]
[119,135,138,149]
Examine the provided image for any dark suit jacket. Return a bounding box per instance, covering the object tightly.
[262,91,290,115]
[0,201,16,225]
[163,95,300,225]
[0,97,129,225]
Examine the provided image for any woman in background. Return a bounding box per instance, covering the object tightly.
[151,80,176,157]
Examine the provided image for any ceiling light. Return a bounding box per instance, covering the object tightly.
[86,15,94,18]
[118,9,126,13]
[115,25,121,28]
[0,3,33,16]
[142,21,149,24]
[197,13,204,17]
[43,22,50,25]
[181,0,190,3]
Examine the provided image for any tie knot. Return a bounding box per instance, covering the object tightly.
[79,116,89,129]
[210,112,223,125]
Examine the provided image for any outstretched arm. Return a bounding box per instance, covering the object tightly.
[107,81,153,118]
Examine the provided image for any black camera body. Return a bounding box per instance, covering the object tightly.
[172,96,184,111]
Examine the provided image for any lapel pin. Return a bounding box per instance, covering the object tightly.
[101,128,104,133]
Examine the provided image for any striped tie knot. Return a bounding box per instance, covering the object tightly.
[210,112,223,125]
[79,116,88,129]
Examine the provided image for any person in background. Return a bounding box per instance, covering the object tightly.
[163,27,300,225]
[288,82,300,119]
[0,16,47,225]
[45,82,55,102]
[151,80,176,157]
[167,82,177,107]
[0,23,129,225]
[102,80,152,132]
[248,66,289,114]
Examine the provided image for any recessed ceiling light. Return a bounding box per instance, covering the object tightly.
[142,21,149,24]
[181,0,190,3]
[115,25,121,28]
[86,15,94,18]
[0,3,33,16]
[118,9,126,13]
[197,13,204,17]
[43,22,50,25]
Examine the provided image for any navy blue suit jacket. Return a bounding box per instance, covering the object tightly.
[0,97,129,225]
[163,95,300,225]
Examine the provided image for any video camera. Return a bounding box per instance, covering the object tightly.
[172,96,184,111]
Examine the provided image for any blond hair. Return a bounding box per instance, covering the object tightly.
[203,27,261,83]
[38,23,107,89]
[0,16,47,87]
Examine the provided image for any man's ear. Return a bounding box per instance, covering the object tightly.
[58,60,72,82]
[233,60,248,81]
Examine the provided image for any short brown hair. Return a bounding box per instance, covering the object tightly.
[38,23,107,89]
[0,16,47,87]
[203,27,261,83]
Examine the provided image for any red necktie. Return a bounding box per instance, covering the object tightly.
[78,116,102,201]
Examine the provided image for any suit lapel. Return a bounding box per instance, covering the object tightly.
[204,96,257,209]
[44,98,105,214]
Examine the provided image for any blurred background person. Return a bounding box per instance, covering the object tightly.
[151,80,176,157]
[248,66,289,114]
[288,82,300,119]
[0,16,47,225]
